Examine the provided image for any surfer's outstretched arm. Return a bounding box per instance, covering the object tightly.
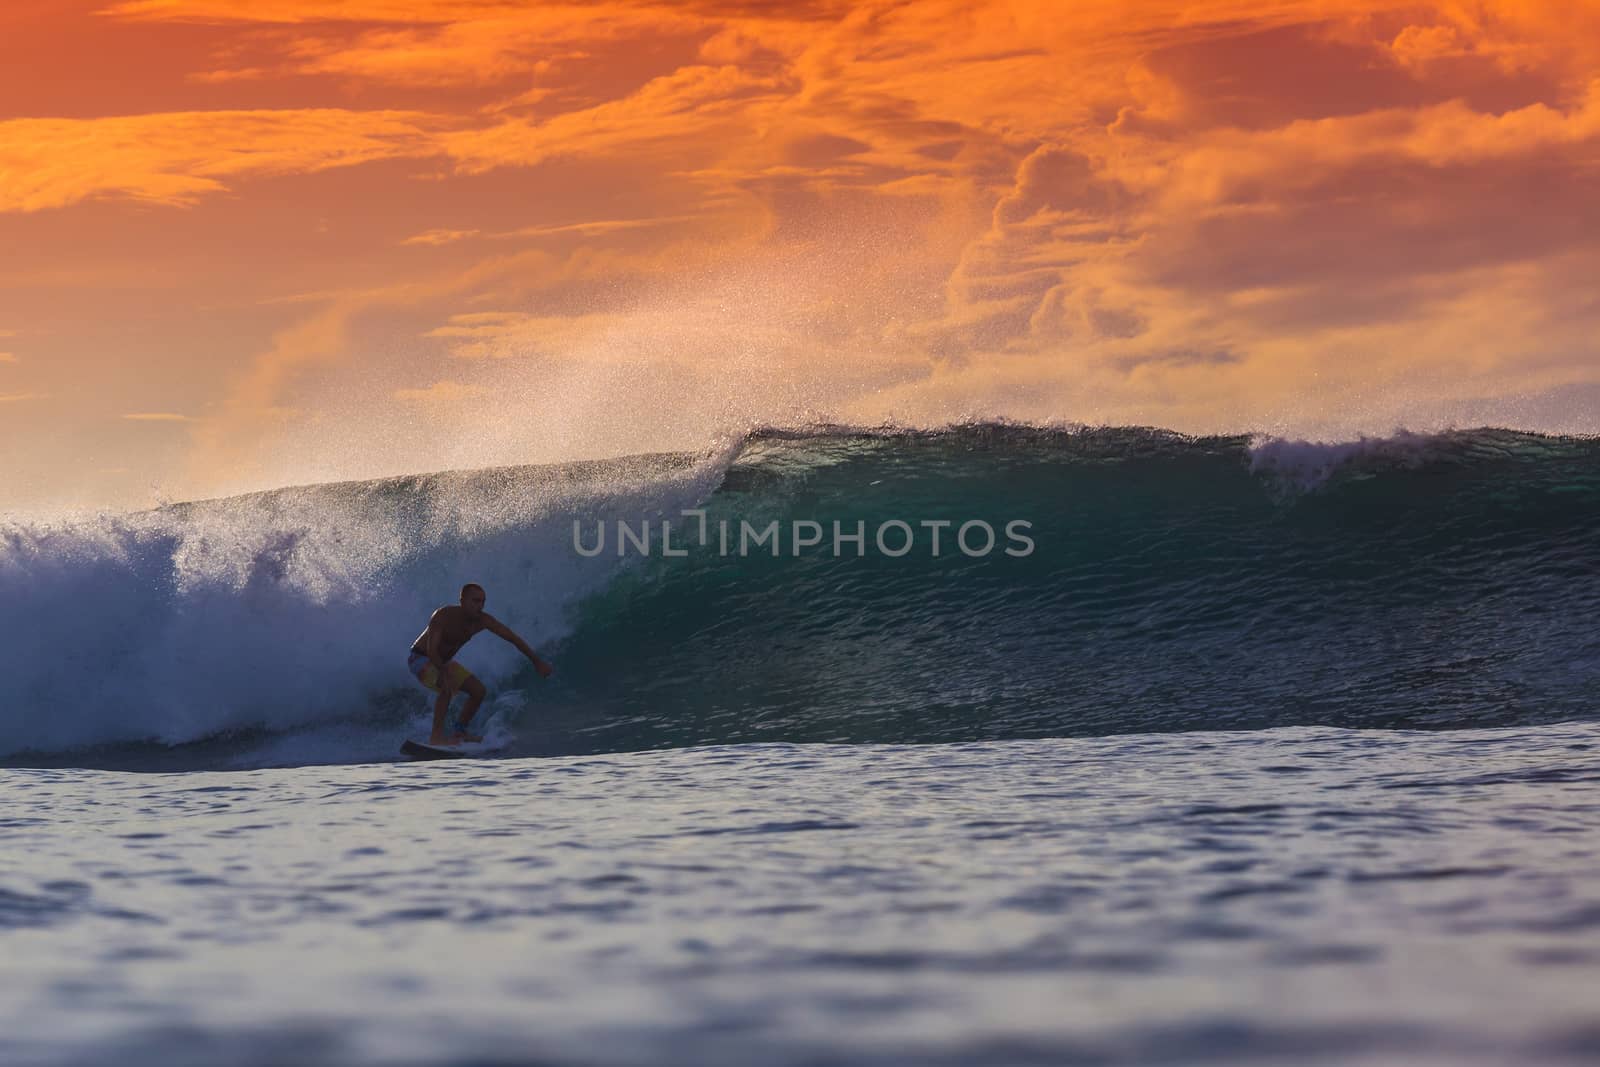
[483,613,554,678]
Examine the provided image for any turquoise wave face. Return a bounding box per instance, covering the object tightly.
[526,427,1600,753]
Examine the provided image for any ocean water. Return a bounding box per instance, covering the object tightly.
[3,425,1599,1064]
[5,730,1600,1066]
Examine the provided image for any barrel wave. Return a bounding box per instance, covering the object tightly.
[3,425,1597,769]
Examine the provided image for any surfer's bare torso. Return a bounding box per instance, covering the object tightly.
[410,605,493,662]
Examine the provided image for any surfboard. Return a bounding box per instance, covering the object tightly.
[400,739,476,760]
[401,695,517,761]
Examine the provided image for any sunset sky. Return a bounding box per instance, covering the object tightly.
[3,0,1598,510]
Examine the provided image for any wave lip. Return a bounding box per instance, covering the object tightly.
[1246,426,1596,491]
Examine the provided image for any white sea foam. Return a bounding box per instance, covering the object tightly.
[1246,427,1482,491]
[0,449,733,759]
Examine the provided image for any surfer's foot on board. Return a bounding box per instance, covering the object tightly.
[428,734,461,747]
[452,731,483,744]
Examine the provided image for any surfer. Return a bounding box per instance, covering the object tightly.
[408,583,553,746]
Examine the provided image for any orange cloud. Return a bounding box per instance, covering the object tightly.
[439,64,795,174]
[423,310,659,362]
[401,228,482,246]
[1388,24,1466,71]
[103,0,504,22]
[0,109,442,212]
[401,216,695,247]
[392,379,487,403]
[283,10,707,88]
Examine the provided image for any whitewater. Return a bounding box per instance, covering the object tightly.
[3,424,1598,1065]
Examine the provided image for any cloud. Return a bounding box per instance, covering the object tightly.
[0,393,48,404]
[400,216,693,247]
[111,2,711,92]
[121,412,196,421]
[438,64,796,174]
[0,109,442,213]
[186,67,275,84]
[1388,24,1467,72]
[392,379,488,403]
[861,8,1600,439]
[0,352,17,363]
[423,310,646,361]
[281,9,707,88]
[401,228,482,247]
[103,0,502,22]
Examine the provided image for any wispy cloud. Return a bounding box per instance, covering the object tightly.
[401,216,697,247]
[0,109,443,213]
[392,380,488,403]
[400,228,482,247]
[104,0,548,24]
[109,2,707,86]
[121,412,196,422]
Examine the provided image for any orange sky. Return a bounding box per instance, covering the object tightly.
[3,0,1598,510]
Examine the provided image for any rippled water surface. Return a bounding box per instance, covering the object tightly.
[4,725,1600,1066]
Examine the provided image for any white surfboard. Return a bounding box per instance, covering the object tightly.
[401,695,517,761]
[400,739,491,760]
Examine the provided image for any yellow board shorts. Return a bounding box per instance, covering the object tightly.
[407,650,475,693]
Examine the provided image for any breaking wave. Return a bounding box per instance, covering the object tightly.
[3,424,1597,769]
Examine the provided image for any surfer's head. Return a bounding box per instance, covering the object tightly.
[460,582,487,617]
